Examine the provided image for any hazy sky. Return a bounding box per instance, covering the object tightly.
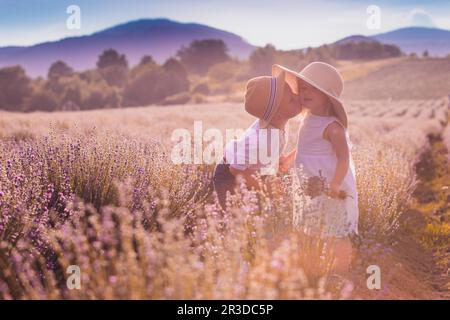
[1,0,449,49]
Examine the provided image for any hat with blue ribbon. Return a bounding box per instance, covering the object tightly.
[245,70,291,128]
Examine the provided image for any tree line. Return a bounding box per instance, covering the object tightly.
[0,39,405,112]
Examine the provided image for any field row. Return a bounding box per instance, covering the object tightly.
[346,98,449,121]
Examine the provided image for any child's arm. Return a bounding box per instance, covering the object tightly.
[325,122,349,198]
[279,149,297,173]
[229,166,261,190]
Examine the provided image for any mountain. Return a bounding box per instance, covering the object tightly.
[333,35,379,45]
[371,27,450,56]
[334,27,450,57]
[0,18,255,77]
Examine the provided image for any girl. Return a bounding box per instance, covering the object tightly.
[275,62,359,279]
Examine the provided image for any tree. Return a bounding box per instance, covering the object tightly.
[81,79,120,109]
[61,85,82,108]
[248,44,276,76]
[0,66,32,111]
[27,90,58,111]
[162,58,190,95]
[97,49,128,69]
[163,58,188,79]
[139,55,156,66]
[48,61,73,80]
[45,61,75,97]
[422,50,429,58]
[208,60,240,82]
[96,49,128,87]
[123,62,189,107]
[83,90,104,110]
[192,82,210,95]
[331,42,402,60]
[100,65,128,88]
[123,64,167,106]
[312,45,333,62]
[177,39,230,75]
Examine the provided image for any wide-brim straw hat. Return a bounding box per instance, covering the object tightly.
[244,70,288,129]
[272,62,348,128]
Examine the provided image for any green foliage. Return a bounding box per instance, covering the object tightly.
[139,55,156,66]
[163,57,188,79]
[96,49,129,88]
[0,66,32,111]
[83,80,120,109]
[61,84,82,108]
[27,89,59,111]
[97,48,128,69]
[422,223,450,250]
[100,65,128,88]
[162,58,190,95]
[0,40,404,113]
[207,60,242,82]
[177,39,230,75]
[246,44,330,77]
[48,61,73,80]
[123,63,167,106]
[331,41,402,60]
[160,91,192,105]
[248,44,277,76]
[192,82,210,95]
[123,61,190,107]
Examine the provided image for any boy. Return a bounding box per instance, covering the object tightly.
[213,68,301,209]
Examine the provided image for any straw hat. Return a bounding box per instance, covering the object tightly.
[244,71,288,128]
[272,62,348,128]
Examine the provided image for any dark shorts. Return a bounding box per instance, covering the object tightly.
[213,162,236,209]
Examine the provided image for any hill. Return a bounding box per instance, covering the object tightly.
[0,18,255,77]
[334,27,450,57]
[372,27,450,57]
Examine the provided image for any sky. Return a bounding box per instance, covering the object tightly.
[0,0,449,49]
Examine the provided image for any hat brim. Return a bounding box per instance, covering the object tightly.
[259,70,286,129]
[272,64,348,128]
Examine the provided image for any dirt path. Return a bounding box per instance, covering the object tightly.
[352,115,450,299]
[407,129,450,296]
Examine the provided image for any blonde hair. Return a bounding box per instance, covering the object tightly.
[297,98,337,118]
[296,77,338,118]
[326,98,338,118]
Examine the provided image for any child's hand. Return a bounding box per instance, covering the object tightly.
[328,180,348,199]
[279,150,296,173]
[329,181,341,198]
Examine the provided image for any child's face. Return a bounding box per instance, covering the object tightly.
[298,79,330,111]
[277,84,302,120]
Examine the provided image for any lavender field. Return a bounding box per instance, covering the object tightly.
[0,97,449,299]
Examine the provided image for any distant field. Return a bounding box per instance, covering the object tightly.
[337,57,404,82]
[184,57,450,104]
[342,58,450,100]
[2,98,448,149]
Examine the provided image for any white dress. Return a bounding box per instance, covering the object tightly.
[293,112,359,237]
